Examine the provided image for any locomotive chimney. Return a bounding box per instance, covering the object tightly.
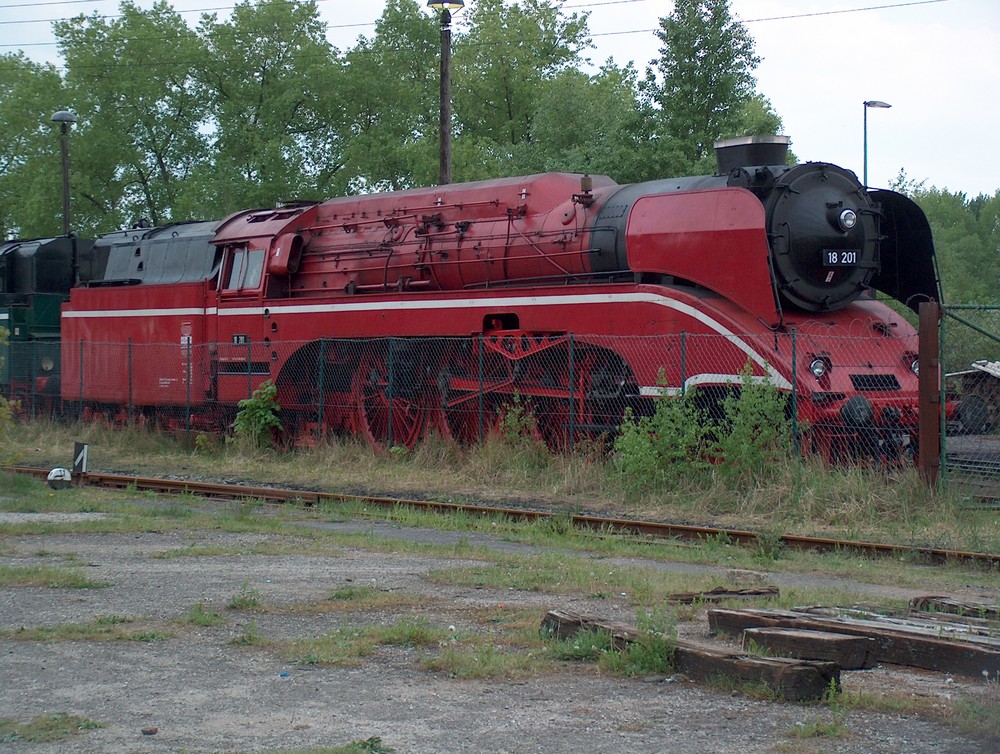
[714,135,790,174]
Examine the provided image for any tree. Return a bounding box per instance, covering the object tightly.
[453,0,591,180]
[55,1,211,230]
[642,0,769,170]
[336,0,440,193]
[197,0,344,213]
[526,63,656,183]
[0,53,66,238]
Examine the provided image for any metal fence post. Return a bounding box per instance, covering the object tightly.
[790,329,799,455]
[918,301,942,487]
[127,339,133,420]
[78,339,84,418]
[30,340,36,418]
[246,341,252,399]
[568,333,575,452]
[680,331,687,397]
[186,338,192,437]
[387,337,395,448]
[317,338,326,431]
[938,311,948,486]
[477,333,484,441]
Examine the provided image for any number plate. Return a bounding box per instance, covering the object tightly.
[823,249,860,266]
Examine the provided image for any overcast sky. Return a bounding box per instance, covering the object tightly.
[3,0,997,195]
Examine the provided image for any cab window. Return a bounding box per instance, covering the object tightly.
[224,247,265,291]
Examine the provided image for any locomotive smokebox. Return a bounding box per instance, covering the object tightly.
[714,135,790,174]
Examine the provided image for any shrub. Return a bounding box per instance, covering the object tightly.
[612,370,713,488]
[230,380,283,451]
[714,362,794,485]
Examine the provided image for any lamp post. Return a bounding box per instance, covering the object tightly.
[51,110,77,235]
[862,100,891,188]
[428,1,464,185]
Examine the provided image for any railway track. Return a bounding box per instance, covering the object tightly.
[8,465,999,568]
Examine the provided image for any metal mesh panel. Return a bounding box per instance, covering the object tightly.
[941,307,1000,487]
[0,331,929,466]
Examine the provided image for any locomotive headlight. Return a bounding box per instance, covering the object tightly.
[911,358,920,376]
[838,208,858,231]
[40,357,54,372]
[809,357,829,379]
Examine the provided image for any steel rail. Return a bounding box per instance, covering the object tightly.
[8,466,999,567]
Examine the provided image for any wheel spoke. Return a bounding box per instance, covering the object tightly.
[353,350,424,450]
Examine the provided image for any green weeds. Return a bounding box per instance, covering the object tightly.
[228,580,265,610]
[0,565,108,589]
[0,713,103,743]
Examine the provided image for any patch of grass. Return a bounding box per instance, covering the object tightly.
[287,617,447,667]
[178,602,226,627]
[229,619,266,646]
[0,565,108,589]
[255,738,395,754]
[328,584,379,602]
[2,615,172,642]
[370,616,447,647]
[287,624,374,666]
[0,712,104,743]
[423,639,547,679]
[785,715,851,739]
[546,627,614,662]
[952,689,1000,743]
[543,612,676,678]
[228,580,265,610]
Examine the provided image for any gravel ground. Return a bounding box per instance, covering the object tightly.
[0,509,997,754]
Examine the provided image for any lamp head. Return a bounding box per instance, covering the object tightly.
[51,110,78,124]
[427,1,465,9]
[863,100,891,109]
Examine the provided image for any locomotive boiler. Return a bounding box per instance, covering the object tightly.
[60,135,940,458]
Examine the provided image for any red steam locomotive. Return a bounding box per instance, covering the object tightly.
[60,136,940,457]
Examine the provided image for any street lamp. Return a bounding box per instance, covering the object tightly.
[862,100,891,188]
[51,110,77,235]
[428,1,464,185]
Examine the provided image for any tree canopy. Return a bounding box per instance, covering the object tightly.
[7,0,994,320]
[1,0,795,239]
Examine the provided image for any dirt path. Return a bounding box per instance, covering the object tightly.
[0,511,996,753]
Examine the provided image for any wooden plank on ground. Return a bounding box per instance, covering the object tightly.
[742,627,877,669]
[707,607,1000,678]
[806,605,1000,639]
[910,595,1000,622]
[664,586,779,604]
[541,609,838,702]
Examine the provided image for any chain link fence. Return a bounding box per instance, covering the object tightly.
[941,306,1000,493]
[4,330,926,464]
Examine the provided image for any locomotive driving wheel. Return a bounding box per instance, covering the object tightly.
[542,349,633,452]
[352,349,425,451]
[434,341,501,444]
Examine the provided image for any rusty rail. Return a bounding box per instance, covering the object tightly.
[7,465,998,568]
